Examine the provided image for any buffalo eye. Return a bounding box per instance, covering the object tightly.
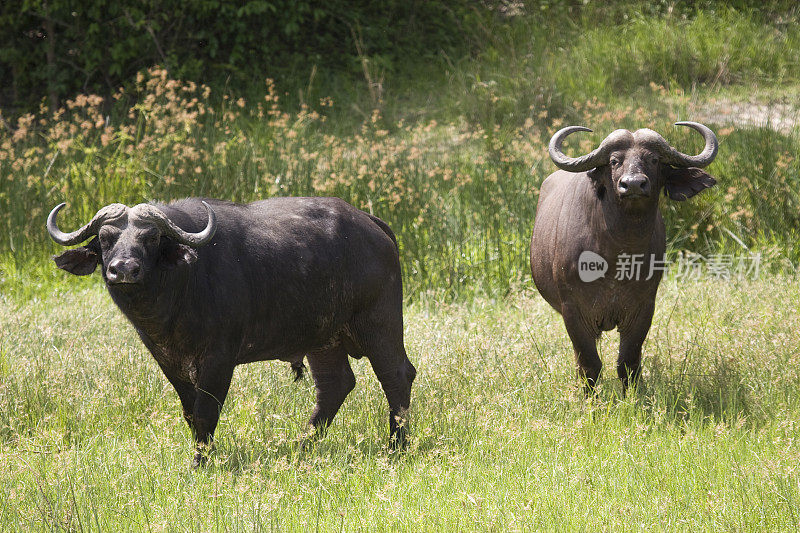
[610,158,621,168]
[650,156,659,165]
[98,230,116,247]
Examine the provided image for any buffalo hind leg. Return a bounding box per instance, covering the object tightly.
[618,303,655,394]
[370,353,416,448]
[562,306,602,394]
[190,361,235,468]
[351,315,416,448]
[307,345,356,434]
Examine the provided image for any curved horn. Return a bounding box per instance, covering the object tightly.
[548,126,614,173]
[47,203,128,246]
[658,121,718,168]
[137,201,217,247]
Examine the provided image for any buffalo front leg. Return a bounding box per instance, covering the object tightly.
[618,302,655,393]
[307,345,356,433]
[148,343,198,430]
[158,364,197,429]
[190,362,235,468]
[172,378,197,428]
[562,306,602,394]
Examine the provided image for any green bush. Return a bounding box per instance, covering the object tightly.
[0,0,476,112]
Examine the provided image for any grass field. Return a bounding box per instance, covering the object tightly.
[1,277,799,530]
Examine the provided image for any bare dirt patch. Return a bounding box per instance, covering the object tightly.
[687,97,800,133]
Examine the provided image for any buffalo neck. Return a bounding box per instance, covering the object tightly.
[594,190,661,252]
[106,267,192,346]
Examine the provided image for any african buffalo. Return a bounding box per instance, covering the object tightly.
[48,197,416,466]
[530,122,718,392]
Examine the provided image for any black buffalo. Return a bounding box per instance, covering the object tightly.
[48,197,416,466]
[530,122,718,392]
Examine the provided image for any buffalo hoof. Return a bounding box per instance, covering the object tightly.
[190,452,207,469]
[190,444,213,469]
[621,379,645,399]
[300,426,320,449]
[389,427,409,451]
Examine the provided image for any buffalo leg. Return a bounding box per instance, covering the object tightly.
[147,342,198,428]
[349,275,415,448]
[618,303,655,393]
[307,345,356,432]
[352,313,416,448]
[157,365,197,428]
[190,363,235,467]
[562,306,602,393]
[171,377,197,428]
[369,352,415,448]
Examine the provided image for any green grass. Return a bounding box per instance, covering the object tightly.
[551,8,800,101]
[1,277,799,530]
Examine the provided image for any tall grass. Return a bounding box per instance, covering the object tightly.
[433,5,800,129]
[553,8,800,100]
[2,71,799,300]
[2,6,800,300]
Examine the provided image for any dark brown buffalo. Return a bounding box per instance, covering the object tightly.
[530,122,718,392]
[48,197,416,466]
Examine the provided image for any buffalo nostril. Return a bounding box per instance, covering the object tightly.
[106,259,142,283]
[620,176,648,196]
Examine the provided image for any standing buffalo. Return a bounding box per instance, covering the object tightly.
[48,197,416,466]
[530,122,718,392]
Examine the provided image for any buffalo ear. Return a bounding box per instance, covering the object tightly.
[664,166,717,201]
[587,165,609,199]
[53,242,99,276]
[161,241,198,267]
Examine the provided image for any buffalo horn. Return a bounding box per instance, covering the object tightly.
[656,121,718,168]
[47,203,128,246]
[548,126,613,173]
[137,201,217,247]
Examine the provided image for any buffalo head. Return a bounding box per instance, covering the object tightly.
[47,201,216,285]
[548,121,718,211]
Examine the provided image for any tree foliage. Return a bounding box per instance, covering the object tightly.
[1,0,797,113]
[0,0,476,112]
